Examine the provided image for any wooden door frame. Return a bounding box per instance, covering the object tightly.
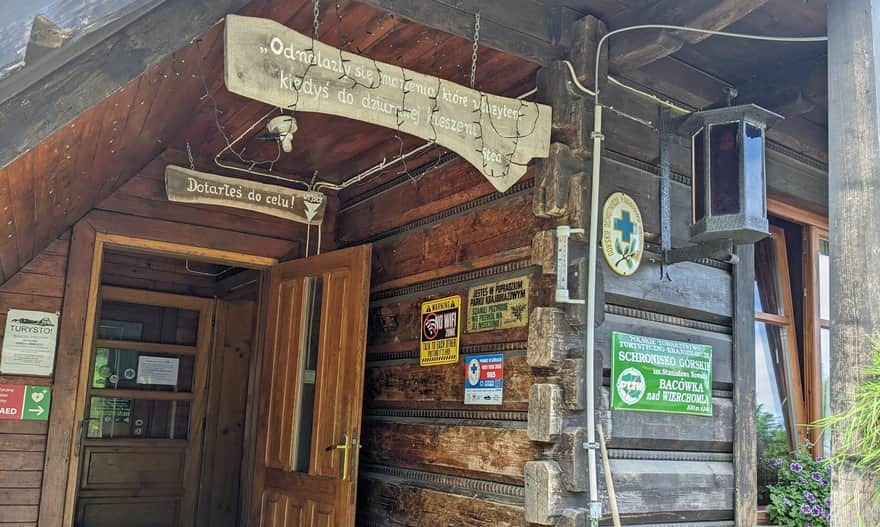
[40,211,282,527]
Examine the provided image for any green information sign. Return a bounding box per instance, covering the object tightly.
[22,386,50,421]
[611,332,712,416]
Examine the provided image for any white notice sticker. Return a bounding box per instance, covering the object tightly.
[0,309,59,376]
[137,356,180,386]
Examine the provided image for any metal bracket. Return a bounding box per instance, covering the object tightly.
[582,441,600,450]
[555,225,587,304]
[663,239,738,265]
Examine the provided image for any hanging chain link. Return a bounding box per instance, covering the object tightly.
[470,11,480,88]
[313,0,321,40]
[186,142,195,169]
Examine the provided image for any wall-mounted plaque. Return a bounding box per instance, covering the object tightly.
[467,276,529,333]
[611,332,712,416]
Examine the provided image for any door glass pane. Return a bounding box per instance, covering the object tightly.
[92,348,194,392]
[693,129,706,222]
[756,321,794,505]
[293,275,323,473]
[100,301,199,346]
[819,238,830,321]
[88,397,190,439]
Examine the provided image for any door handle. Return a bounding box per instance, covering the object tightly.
[326,433,352,481]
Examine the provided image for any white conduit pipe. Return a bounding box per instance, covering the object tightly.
[579,25,826,526]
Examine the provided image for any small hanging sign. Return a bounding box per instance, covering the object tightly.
[0,385,51,421]
[611,332,712,417]
[223,15,552,193]
[419,296,461,366]
[165,165,326,224]
[464,354,503,405]
[602,192,644,276]
[467,276,529,333]
[0,309,59,376]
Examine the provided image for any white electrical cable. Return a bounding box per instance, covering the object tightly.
[592,25,828,106]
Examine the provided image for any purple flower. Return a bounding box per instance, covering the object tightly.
[800,476,809,485]
[811,471,824,482]
[804,490,816,504]
[821,478,829,486]
[791,462,804,473]
[824,497,831,508]
[771,458,783,467]
[784,497,792,507]
[811,504,825,517]
[805,521,813,527]
[825,464,832,473]
[801,503,812,514]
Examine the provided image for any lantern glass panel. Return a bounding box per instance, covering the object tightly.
[744,123,765,216]
[709,122,741,216]
[692,128,706,223]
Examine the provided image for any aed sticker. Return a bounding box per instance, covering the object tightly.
[601,192,644,276]
[419,296,461,366]
[464,354,503,405]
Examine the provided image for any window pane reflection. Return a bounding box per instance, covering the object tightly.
[819,239,830,320]
[756,321,794,505]
[755,236,783,315]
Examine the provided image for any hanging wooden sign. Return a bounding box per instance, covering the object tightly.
[223,14,552,193]
[165,165,326,224]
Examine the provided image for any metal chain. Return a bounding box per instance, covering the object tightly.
[186,142,195,169]
[470,11,480,88]
[313,0,321,39]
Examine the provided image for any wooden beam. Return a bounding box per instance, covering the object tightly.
[732,244,756,527]
[0,0,252,170]
[356,0,560,65]
[736,55,827,119]
[608,0,770,71]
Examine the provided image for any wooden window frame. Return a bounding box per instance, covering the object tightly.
[755,224,807,446]
[40,211,280,527]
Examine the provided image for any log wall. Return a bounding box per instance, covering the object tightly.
[0,235,68,526]
[339,157,551,526]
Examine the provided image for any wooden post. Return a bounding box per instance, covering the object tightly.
[828,1,880,525]
[732,244,756,527]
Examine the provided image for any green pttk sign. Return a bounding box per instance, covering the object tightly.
[611,332,712,416]
[22,386,51,421]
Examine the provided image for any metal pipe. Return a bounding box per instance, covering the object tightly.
[585,103,603,524]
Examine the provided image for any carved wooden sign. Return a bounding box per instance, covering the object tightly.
[165,165,326,224]
[224,14,552,193]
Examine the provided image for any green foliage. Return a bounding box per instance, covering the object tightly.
[766,448,831,526]
[817,334,880,503]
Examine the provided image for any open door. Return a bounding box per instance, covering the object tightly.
[252,245,371,527]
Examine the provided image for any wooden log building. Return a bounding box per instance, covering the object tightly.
[0,1,841,526]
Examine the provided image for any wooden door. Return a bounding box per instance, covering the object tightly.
[74,287,215,527]
[252,245,371,527]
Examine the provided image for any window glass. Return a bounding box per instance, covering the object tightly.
[293,275,323,473]
[755,235,783,315]
[693,129,706,222]
[756,321,794,505]
[87,397,189,439]
[709,122,741,215]
[819,238,830,321]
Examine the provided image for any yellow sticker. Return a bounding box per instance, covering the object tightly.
[420,296,461,366]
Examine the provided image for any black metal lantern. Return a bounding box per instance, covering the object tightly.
[679,104,782,244]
